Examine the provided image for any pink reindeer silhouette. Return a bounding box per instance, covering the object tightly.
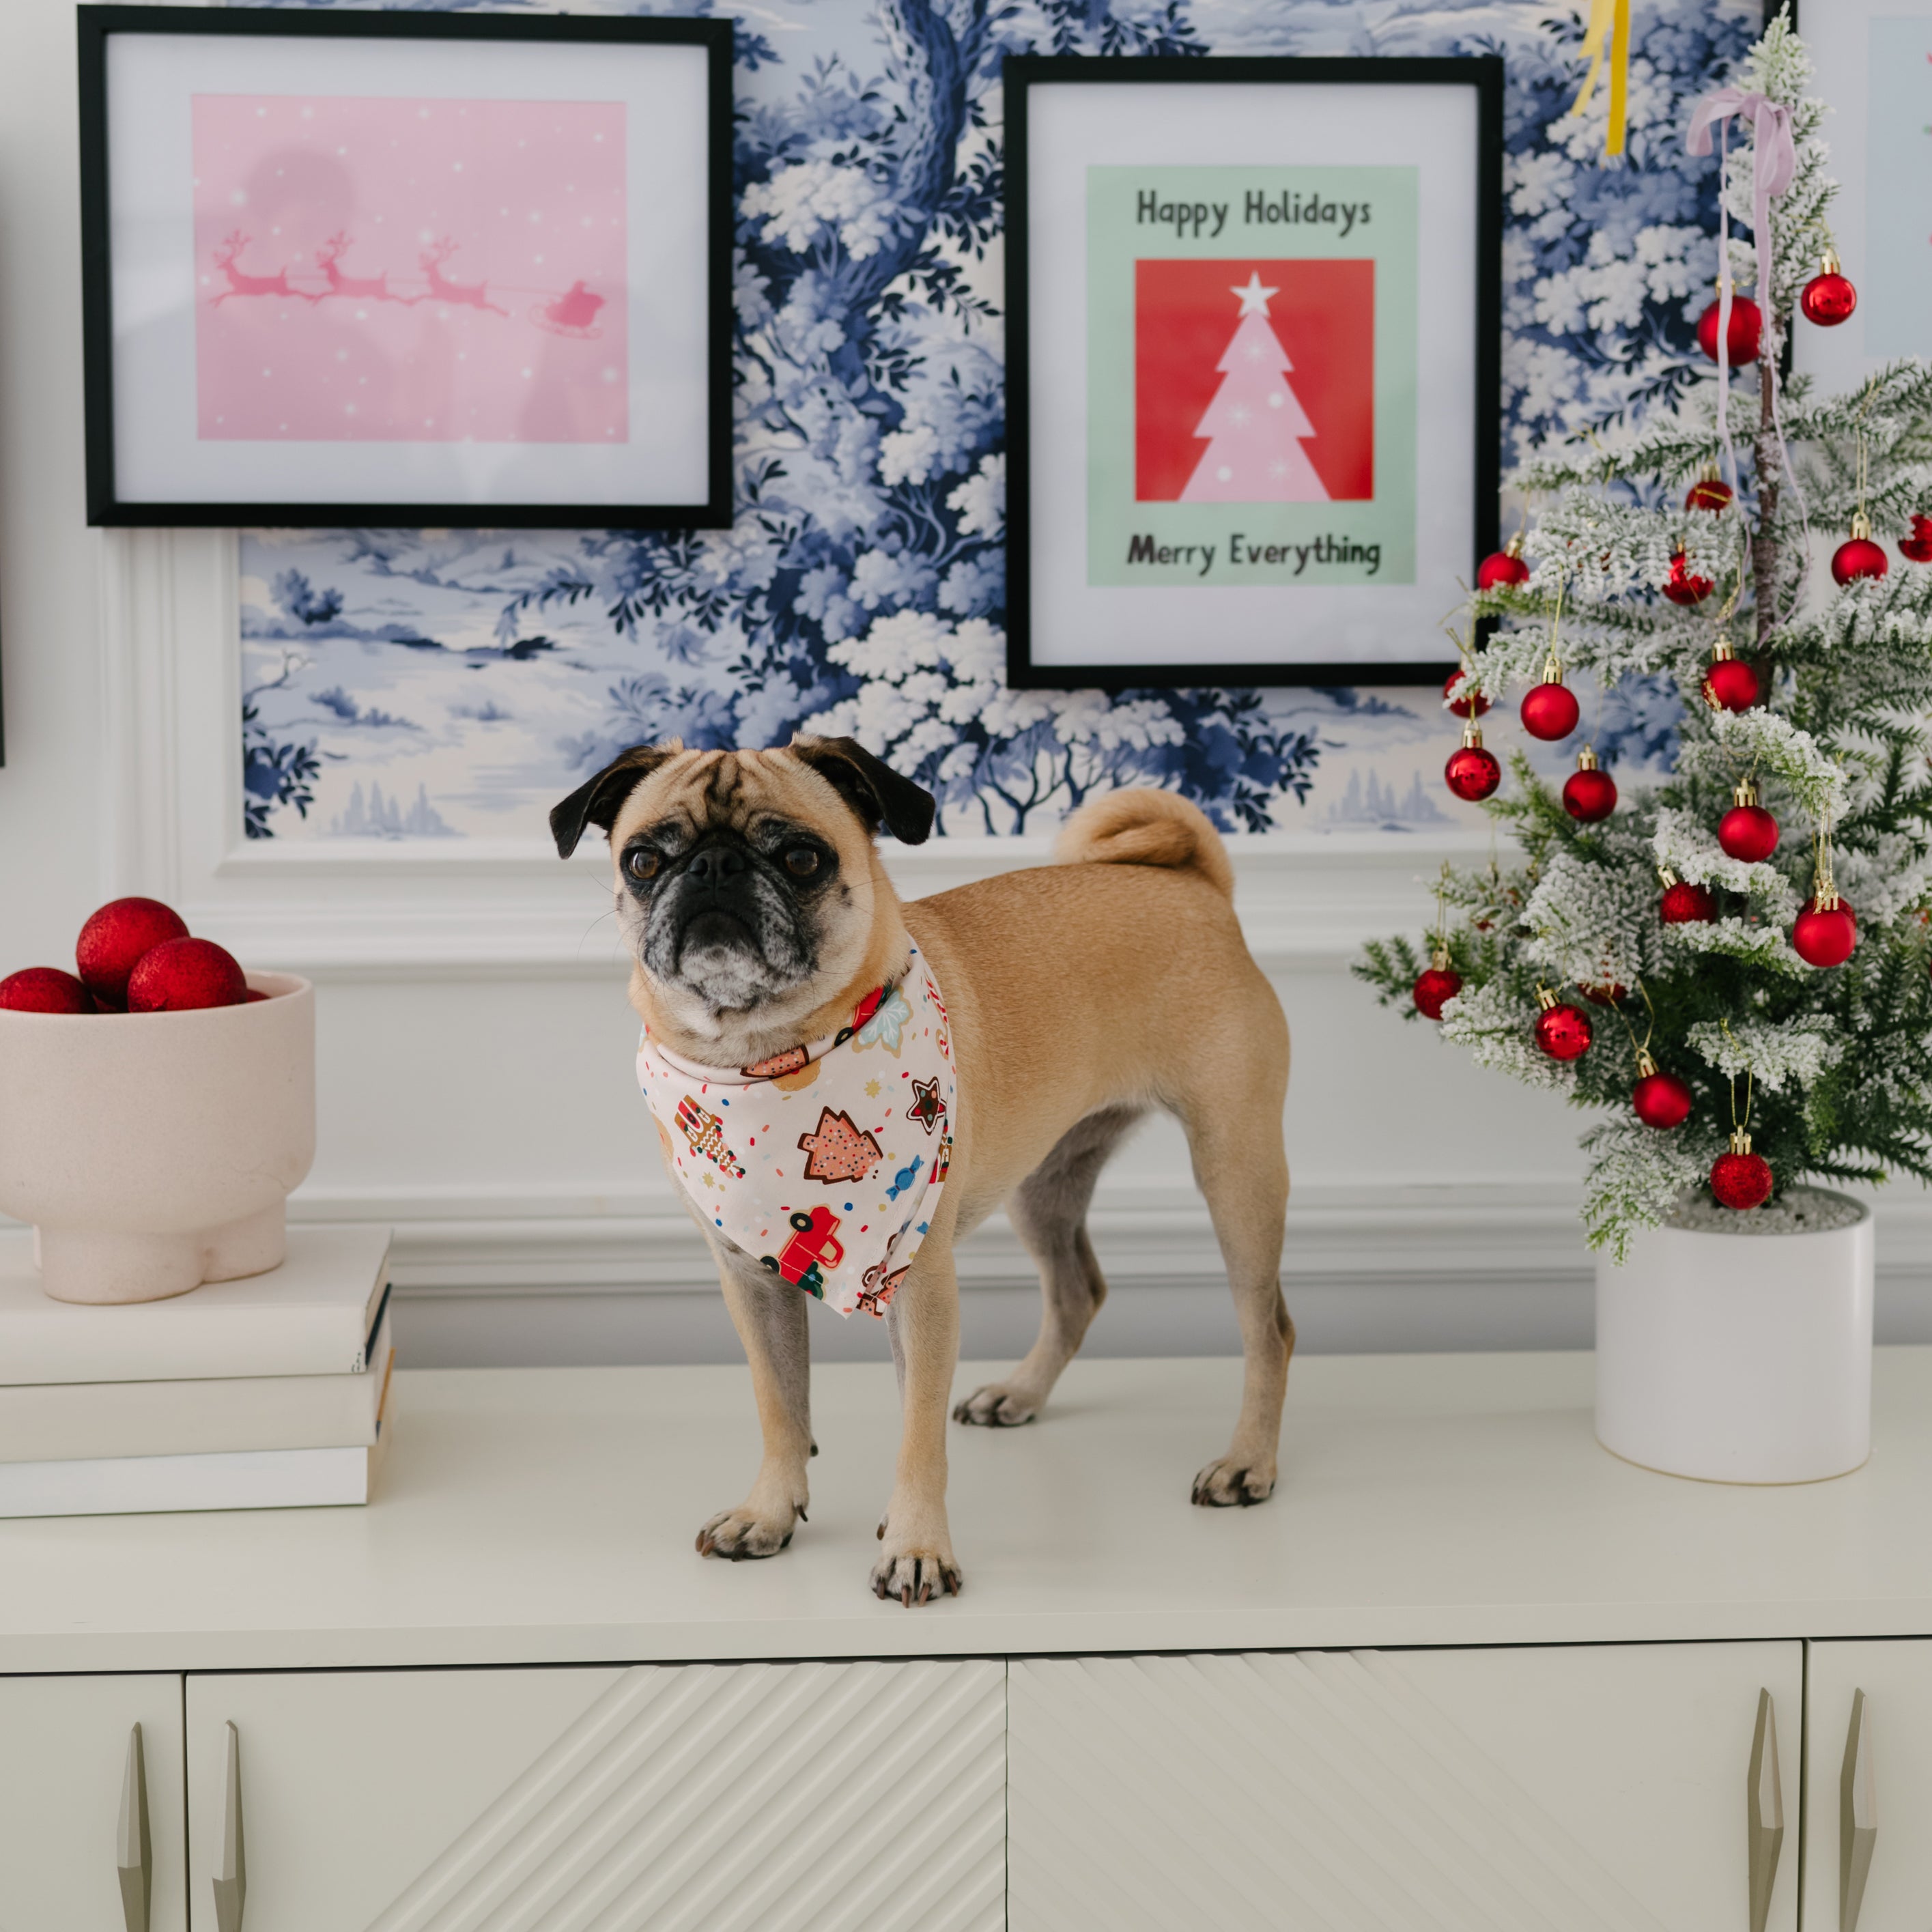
[210,231,315,307]
[417,237,509,317]
[315,232,403,304]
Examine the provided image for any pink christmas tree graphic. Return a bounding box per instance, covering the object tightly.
[1180,272,1328,504]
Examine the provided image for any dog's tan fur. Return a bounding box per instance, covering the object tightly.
[580,743,1290,1606]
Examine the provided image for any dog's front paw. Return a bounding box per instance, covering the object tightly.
[696,1500,800,1560]
[870,1545,963,1606]
[952,1381,1040,1427]
[1191,1457,1276,1507]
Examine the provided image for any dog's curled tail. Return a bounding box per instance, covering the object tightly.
[1051,787,1234,900]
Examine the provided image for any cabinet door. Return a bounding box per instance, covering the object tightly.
[1010,1642,1802,1932]
[0,1673,186,1932]
[1803,1638,1932,1931]
[188,1657,1004,1932]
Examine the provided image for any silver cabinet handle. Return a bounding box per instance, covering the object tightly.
[1747,1686,1785,1932]
[1841,1688,1876,1932]
[213,1720,246,1932]
[117,1723,150,1932]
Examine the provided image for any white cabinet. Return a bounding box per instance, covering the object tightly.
[185,1658,1005,1932]
[1803,1638,1932,1931]
[0,1673,186,1932]
[1008,1643,1804,1932]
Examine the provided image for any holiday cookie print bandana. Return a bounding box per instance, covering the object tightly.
[637,948,955,1318]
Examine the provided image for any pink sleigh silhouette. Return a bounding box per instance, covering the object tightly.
[530,279,607,340]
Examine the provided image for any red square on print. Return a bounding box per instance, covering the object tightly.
[1135,259,1375,503]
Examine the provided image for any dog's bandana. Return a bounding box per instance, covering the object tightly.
[637,948,955,1318]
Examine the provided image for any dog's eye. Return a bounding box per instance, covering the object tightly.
[626,848,660,882]
[784,846,821,879]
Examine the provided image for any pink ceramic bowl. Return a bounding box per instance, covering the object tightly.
[0,973,315,1303]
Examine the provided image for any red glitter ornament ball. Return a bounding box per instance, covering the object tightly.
[1533,999,1593,1062]
[1476,535,1531,591]
[1718,804,1780,864]
[1832,536,1889,585]
[1703,653,1760,713]
[0,967,98,1014]
[1443,669,1490,719]
[74,896,189,1006]
[1660,877,1716,924]
[1685,471,1735,513]
[1792,898,1858,969]
[1581,982,1627,1006]
[1520,679,1580,741]
[1710,1143,1774,1211]
[1632,1069,1693,1131]
[1900,514,1932,564]
[1696,292,1763,365]
[1445,742,1502,802]
[1800,266,1858,327]
[1412,966,1463,1021]
[1663,550,1714,606]
[1563,758,1617,823]
[125,937,248,1013]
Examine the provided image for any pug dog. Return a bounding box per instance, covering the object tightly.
[550,737,1291,1607]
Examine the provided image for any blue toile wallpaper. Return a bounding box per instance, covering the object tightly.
[240,0,1756,842]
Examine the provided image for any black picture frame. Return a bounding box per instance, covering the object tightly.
[1004,53,1505,690]
[77,5,735,530]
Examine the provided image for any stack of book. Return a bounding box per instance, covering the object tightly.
[0,1225,393,1517]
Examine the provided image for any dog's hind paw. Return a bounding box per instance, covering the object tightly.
[696,1502,799,1560]
[952,1382,1040,1427]
[870,1548,963,1608]
[1191,1457,1276,1507]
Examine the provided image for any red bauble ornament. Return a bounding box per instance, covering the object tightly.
[1800,251,1858,327]
[0,967,98,1014]
[1445,724,1502,802]
[1710,1133,1774,1211]
[1833,511,1888,585]
[1412,961,1463,1020]
[1718,782,1779,864]
[1632,1054,1692,1130]
[1663,550,1714,606]
[1792,896,1858,969]
[74,896,189,1006]
[1563,748,1617,823]
[1533,987,1592,1061]
[1900,513,1932,565]
[1520,670,1580,741]
[1476,531,1531,591]
[1581,982,1627,1006]
[1658,869,1716,924]
[1702,637,1759,713]
[125,937,247,1013]
[1443,668,1490,718]
[1696,291,1763,365]
[1685,468,1734,513]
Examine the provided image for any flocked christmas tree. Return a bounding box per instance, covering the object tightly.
[1182,272,1327,502]
[1356,12,1932,1258]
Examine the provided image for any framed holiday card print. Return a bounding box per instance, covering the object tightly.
[1005,56,1504,689]
[78,7,732,528]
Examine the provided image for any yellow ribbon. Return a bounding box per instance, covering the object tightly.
[1569,0,1631,158]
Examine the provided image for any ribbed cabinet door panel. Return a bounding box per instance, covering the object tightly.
[189,1658,1005,1932]
[1803,1638,1932,1929]
[1010,1643,1802,1932]
[0,1673,186,1932]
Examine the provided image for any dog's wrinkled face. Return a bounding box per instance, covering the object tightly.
[550,738,934,1050]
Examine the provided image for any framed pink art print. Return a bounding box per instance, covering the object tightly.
[79,8,732,528]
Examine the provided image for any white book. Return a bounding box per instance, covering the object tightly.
[0,1225,390,1386]
[0,1377,393,1518]
[0,1312,391,1462]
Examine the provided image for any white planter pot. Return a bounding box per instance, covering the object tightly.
[1595,1190,1873,1484]
[0,974,315,1304]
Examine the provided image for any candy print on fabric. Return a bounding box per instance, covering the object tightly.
[636,946,955,1318]
[797,1108,883,1184]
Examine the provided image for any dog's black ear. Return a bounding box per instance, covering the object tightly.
[550,742,682,858]
[791,736,935,845]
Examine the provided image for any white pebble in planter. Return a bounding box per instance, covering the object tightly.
[0,974,315,1303]
[1595,1186,1873,1484]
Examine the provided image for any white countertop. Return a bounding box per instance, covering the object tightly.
[5,1350,1932,1673]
